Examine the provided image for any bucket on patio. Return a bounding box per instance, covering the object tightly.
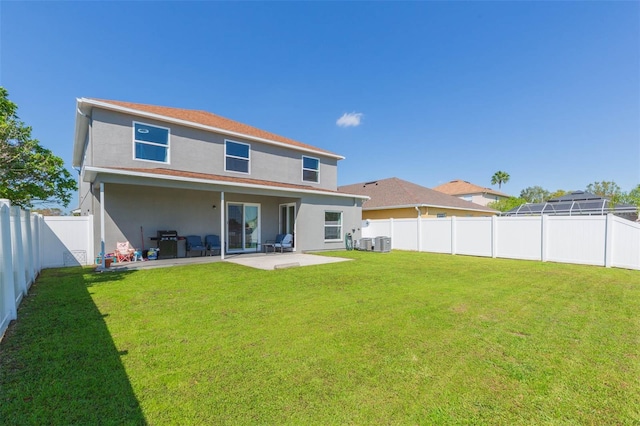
[105,258,113,268]
[147,248,159,260]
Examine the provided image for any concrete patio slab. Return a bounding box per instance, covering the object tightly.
[98,252,350,272]
[225,252,351,270]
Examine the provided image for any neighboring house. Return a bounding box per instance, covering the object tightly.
[73,98,367,259]
[338,177,497,220]
[503,191,639,221]
[433,179,509,206]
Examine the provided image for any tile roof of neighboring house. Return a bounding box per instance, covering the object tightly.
[88,98,340,157]
[433,179,509,198]
[338,177,496,212]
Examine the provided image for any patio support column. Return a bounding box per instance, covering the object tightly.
[220,191,225,260]
[100,182,105,269]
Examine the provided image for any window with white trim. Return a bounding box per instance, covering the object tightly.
[324,211,342,241]
[225,140,250,173]
[462,195,472,201]
[133,122,169,163]
[302,156,319,183]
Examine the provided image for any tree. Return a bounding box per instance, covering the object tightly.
[549,189,568,200]
[520,186,550,203]
[488,197,527,212]
[585,181,623,199]
[622,184,640,209]
[491,171,510,189]
[0,87,76,208]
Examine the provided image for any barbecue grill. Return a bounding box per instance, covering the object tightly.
[157,230,178,259]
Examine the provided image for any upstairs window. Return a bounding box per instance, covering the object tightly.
[302,156,320,183]
[225,140,250,173]
[133,122,169,163]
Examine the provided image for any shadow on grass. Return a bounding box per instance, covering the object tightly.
[0,267,147,425]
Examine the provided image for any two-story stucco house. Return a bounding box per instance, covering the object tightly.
[73,98,366,259]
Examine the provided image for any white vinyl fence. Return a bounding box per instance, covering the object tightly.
[362,214,640,271]
[41,215,94,268]
[0,199,94,340]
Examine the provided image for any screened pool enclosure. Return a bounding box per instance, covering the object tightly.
[503,191,638,221]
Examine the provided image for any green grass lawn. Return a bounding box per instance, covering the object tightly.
[1,251,639,425]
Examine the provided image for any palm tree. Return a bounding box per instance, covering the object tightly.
[491,171,510,189]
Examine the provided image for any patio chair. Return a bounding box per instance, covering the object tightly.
[263,233,282,254]
[205,234,221,256]
[274,233,293,253]
[115,241,135,263]
[185,235,207,257]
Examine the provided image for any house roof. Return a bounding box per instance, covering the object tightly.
[84,166,369,200]
[73,98,343,167]
[338,177,496,213]
[433,179,509,198]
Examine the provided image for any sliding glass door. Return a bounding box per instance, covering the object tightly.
[227,203,260,252]
[279,203,296,249]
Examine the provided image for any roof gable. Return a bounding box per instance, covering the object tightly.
[339,177,496,212]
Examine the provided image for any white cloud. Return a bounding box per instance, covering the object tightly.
[336,112,364,127]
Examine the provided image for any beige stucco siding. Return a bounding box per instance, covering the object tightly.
[363,208,420,219]
[455,193,507,207]
[362,206,493,220]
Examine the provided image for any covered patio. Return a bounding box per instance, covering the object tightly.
[83,166,364,269]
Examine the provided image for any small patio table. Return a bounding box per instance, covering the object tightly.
[262,243,276,254]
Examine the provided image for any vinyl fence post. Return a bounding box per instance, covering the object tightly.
[541,214,548,262]
[389,218,394,250]
[604,213,613,268]
[31,214,40,274]
[23,209,34,287]
[491,215,498,258]
[10,206,27,298]
[451,216,457,255]
[416,211,422,252]
[0,200,17,324]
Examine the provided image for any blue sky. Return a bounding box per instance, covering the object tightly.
[1,1,638,210]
